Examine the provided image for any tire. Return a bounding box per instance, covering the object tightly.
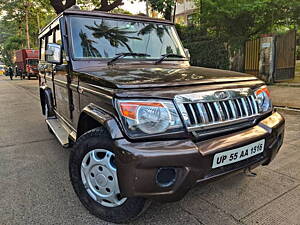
[44,92,55,119]
[44,95,56,134]
[44,103,53,134]
[44,100,52,119]
[69,127,150,224]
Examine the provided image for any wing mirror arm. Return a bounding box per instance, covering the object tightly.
[184,48,191,61]
[54,64,68,72]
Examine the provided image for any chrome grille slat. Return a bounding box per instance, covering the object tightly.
[221,101,230,120]
[214,102,226,121]
[188,104,198,124]
[207,103,216,122]
[250,95,258,114]
[241,98,249,116]
[235,99,243,117]
[197,103,209,124]
[246,96,254,114]
[228,100,238,119]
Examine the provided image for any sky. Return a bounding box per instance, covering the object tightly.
[120,0,147,14]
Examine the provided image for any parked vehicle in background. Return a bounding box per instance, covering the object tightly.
[15,49,39,79]
[0,65,7,75]
[38,9,285,224]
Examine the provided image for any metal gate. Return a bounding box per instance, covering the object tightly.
[244,39,260,76]
[274,30,296,81]
[244,30,296,82]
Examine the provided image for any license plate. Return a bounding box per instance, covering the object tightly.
[212,139,265,169]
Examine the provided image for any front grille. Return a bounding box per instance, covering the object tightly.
[175,88,261,133]
[183,95,258,125]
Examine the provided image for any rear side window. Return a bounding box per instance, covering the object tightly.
[55,26,62,45]
[40,25,62,61]
[40,37,46,61]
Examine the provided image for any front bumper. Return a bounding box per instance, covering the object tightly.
[114,112,285,202]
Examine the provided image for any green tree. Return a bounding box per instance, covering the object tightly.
[51,0,125,14]
[147,0,175,20]
[193,0,300,49]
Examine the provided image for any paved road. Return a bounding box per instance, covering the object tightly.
[269,85,300,109]
[0,76,299,225]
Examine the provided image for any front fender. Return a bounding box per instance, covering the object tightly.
[78,103,124,140]
[40,86,54,116]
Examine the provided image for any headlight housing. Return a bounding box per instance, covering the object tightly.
[255,86,272,113]
[116,99,183,137]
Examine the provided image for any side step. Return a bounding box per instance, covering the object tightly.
[46,119,70,147]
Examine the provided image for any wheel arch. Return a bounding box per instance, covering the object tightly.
[77,104,123,140]
[40,88,46,115]
[40,86,55,116]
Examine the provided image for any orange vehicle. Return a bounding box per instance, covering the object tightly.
[15,49,39,79]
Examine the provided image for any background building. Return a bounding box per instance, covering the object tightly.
[175,0,196,25]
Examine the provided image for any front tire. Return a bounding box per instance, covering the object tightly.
[69,127,150,223]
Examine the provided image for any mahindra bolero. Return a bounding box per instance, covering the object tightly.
[38,9,285,223]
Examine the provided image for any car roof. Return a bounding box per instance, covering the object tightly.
[39,8,173,37]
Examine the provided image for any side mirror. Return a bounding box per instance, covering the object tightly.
[46,43,62,64]
[184,48,191,61]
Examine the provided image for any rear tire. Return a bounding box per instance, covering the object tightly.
[69,127,150,223]
[44,97,55,134]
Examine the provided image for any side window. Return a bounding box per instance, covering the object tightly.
[54,25,67,63]
[55,26,62,45]
[47,31,54,44]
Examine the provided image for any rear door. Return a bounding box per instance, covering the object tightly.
[39,21,80,128]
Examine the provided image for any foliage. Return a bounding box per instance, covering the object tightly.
[0,0,56,65]
[51,0,125,14]
[147,0,175,20]
[50,0,76,14]
[176,24,229,70]
[111,7,132,14]
[296,46,300,60]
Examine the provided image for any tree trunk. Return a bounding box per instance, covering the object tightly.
[25,7,30,49]
[164,5,173,21]
[95,0,124,12]
[50,0,76,14]
[146,0,149,16]
[37,14,40,32]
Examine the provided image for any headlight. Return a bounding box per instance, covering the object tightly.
[116,99,183,137]
[255,86,272,113]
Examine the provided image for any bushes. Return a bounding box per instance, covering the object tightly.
[296,46,300,60]
[176,25,229,70]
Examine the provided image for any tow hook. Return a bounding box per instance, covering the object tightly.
[244,168,257,177]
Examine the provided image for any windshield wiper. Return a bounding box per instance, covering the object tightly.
[155,53,185,65]
[107,52,150,66]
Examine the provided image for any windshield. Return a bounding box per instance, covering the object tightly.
[70,16,186,61]
[27,59,38,65]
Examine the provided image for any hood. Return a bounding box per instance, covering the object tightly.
[76,65,258,89]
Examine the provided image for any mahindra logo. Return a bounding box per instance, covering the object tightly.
[214,91,229,100]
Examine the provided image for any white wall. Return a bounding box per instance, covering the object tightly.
[175,0,196,15]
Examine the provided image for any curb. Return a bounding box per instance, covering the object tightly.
[275,106,300,112]
[270,83,300,88]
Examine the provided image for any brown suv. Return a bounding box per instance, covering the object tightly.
[38,9,285,224]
